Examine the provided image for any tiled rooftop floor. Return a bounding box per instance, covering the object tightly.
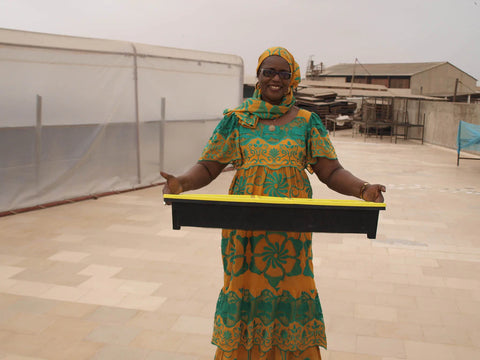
[0,130,479,359]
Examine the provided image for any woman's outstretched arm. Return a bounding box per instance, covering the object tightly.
[312,157,385,202]
[161,161,227,195]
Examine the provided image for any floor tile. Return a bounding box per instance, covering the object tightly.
[0,131,479,359]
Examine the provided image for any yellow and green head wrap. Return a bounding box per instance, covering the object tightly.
[224,46,301,128]
[255,47,301,94]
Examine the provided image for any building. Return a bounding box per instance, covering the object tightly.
[307,61,478,100]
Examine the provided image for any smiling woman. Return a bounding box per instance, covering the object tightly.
[161,46,386,360]
[257,56,292,105]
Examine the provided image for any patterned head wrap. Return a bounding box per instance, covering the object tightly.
[256,47,301,93]
[224,46,301,128]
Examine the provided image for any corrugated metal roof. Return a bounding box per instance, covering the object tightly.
[299,80,444,100]
[0,27,243,66]
[301,80,389,91]
[321,62,446,76]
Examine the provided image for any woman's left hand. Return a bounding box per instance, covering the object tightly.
[362,184,386,203]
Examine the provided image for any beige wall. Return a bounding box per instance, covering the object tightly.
[423,102,480,149]
[393,99,480,149]
[411,63,477,97]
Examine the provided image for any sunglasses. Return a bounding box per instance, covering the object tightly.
[260,68,292,80]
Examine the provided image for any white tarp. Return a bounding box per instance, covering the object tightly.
[0,28,243,213]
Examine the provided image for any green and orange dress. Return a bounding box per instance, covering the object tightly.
[199,108,337,360]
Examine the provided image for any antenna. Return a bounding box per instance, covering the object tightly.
[306,55,315,78]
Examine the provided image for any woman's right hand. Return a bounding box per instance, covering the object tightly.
[160,171,183,204]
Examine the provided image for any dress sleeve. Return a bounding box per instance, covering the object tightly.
[198,113,242,166]
[306,112,337,168]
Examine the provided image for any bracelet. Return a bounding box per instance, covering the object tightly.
[359,182,370,200]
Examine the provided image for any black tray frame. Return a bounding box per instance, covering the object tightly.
[168,198,384,239]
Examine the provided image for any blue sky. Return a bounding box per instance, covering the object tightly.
[1,0,479,84]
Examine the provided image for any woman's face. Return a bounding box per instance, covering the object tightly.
[257,55,291,105]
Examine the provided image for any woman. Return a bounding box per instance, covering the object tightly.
[161,47,385,360]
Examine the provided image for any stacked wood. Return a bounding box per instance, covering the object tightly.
[328,101,357,115]
[295,87,357,130]
[295,89,337,102]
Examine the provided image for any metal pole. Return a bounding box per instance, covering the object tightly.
[35,95,42,193]
[160,97,166,172]
[132,44,142,184]
[453,78,459,102]
[349,58,357,97]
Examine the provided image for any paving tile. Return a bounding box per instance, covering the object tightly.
[5,281,52,297]
[0,132,479,359]
[322,298,356,317]
[144,351,199,360]
[129,330,186,352]
[1,355,48,360]
[0,266,24,279]
[42,317,98,342]
[4,297,59,315]
[12,263,88,286]
[375,321,423,342]
[415,296,459,313]
[85,324,142,345]
[77,289,126,307]
[374,293,416,309]
[326,351,381,360]
[355,304,398,322]
[41,285,89,302]
[325,332,357,353]
[86,306,138,324]
[0,312,57,334]
[50,234,86,243]
[90,345,149,360]
[170,315,213,335]
[422,325,472,346]
[78,264,122,278]
[396,308,444,326]
[77,276,125,291]
[326,315,377,337]
[356,335,406,358]
[117,294,167,311]
[109,247,145,259]
[37,338,102,360]
[47,251,90,263]
[117,279,161,296]
[48,301,98,318]
[128,311,180,331]
[404,340,455,360]
[0,333,51,357]
[177,333,217,357]
[452,345,480,359]
[158,298,210,316]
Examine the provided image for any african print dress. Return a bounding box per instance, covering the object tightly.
[199,109,337,360]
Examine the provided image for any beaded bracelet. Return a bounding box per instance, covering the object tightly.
[359,182,370,200]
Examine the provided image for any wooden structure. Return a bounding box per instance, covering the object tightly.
[294,88,357,131]
[392,98,425,144]
[352,97,394,140]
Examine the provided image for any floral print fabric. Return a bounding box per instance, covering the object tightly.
[199,109,336,359]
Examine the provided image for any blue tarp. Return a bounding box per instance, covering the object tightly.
[457,121,480,154]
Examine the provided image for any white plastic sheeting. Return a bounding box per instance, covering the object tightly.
[0,28,243,213]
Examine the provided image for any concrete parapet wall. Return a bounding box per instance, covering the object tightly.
[393,99,480,150]
[423,102,480,149]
